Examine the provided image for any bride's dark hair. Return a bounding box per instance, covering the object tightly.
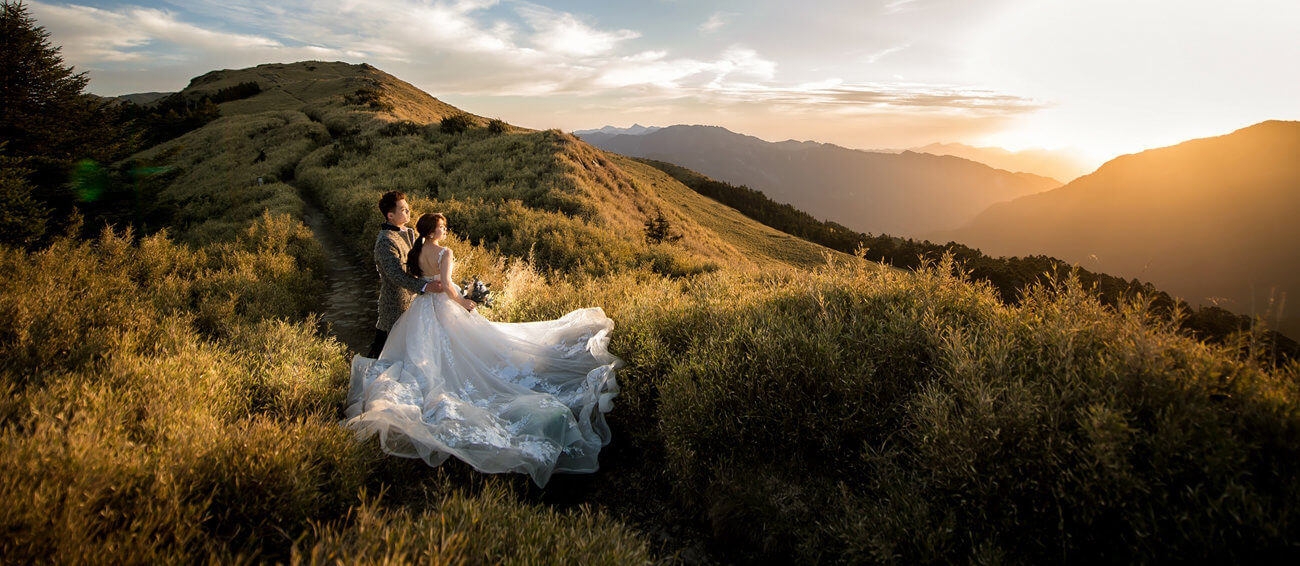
[407,213,446,277]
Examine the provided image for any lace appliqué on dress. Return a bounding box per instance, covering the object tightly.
[344,296,621,487]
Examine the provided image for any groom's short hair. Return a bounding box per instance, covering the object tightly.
[379,191,407,216]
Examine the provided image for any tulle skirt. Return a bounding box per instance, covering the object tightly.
[344,290,620,486]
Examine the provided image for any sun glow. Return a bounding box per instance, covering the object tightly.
[967,0,1300,166]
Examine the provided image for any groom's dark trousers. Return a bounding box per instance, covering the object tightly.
[367,330,389,359]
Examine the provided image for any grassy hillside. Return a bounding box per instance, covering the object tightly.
[175,61,841,273]
[3,61,1300,564]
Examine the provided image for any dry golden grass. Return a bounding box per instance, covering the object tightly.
[4,60,1298,564]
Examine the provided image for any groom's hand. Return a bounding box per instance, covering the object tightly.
[422,280,444,293]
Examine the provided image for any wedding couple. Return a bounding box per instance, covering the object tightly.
[344,191,621,487]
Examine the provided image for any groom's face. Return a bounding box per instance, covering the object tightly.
[387,199,411,227]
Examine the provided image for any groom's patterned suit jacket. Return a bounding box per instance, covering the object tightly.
[374,224,426,332]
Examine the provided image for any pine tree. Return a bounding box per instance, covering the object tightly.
[0,1,134,241]
[0,143,46,247]
[0,1,126,187]
[644,212,682,244]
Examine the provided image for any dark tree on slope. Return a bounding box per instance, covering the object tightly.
[644,212,682,244]
[0,145,46,246]
[0,0,130,228]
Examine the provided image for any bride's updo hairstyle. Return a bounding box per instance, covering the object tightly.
[407,213,446,277]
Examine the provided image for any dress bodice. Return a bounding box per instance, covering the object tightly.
[418,246,448,281]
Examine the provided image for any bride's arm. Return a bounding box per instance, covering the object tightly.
[440,247,477,311]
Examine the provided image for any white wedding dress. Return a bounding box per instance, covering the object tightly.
[344,251,621,487]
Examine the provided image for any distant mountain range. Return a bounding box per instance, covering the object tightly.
[940,120,1300,338]
[892,142,1092,184]
[575,124,1060,237]
[96,92,173,106]
[574,124,662,137]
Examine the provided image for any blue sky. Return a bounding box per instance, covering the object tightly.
[30,0,1300,165]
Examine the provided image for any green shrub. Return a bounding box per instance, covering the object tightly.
[440,113,474,134]
[604,259,1300,562]
[378,120,423,137]
[346,86,391,111]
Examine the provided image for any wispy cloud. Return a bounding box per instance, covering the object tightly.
[699,12,732,33]
[883,0,919,14]
[690,80,1041,116]
[863,44,909,64]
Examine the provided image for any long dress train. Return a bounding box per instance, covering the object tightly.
[343,275,621,487]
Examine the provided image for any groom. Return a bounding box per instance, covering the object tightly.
[366,190,443,358]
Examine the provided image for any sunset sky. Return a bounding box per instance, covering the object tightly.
[30,0,1300,168]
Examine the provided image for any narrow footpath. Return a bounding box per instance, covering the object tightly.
[299,197,377,355]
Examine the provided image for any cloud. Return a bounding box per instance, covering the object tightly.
[516,4,639,57]
[31,0,1037,130]
[588,45,776,93]
[28,3,152,62]
[29,2,290,63]
[30,1,351,68]
[883,0,920,14]
[699,12,732,33]
[685,81,1041,117]
[863,44,909,64]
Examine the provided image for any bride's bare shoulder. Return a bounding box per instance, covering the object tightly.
[424,244,452,264]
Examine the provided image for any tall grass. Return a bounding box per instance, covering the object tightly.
[6,62,1299,563]
[0,222,649,563]
[495,255,1300,563]
[0,98,653,562]
[285,91,1300,560]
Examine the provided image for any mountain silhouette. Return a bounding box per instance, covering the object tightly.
[576,124,1060,237]
[574,124,661,138]
[941,120,1300,338]
[101,91,173,106]
[903,142,1092,184]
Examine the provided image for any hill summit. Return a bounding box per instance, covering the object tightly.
[134,61,843,275]
[176,61,471,124]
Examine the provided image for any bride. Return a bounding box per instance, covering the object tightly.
[344,213,621,486]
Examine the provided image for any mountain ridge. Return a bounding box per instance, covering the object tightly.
[940,120,1300,338]
[575,124,1087,182]
[900,142,1091,183]
[573,124,661,137]
[578,123,1061,237]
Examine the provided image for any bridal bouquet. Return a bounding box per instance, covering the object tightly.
[459,277,495,308]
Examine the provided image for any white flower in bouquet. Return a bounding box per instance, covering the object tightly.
[459,276,495,308]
